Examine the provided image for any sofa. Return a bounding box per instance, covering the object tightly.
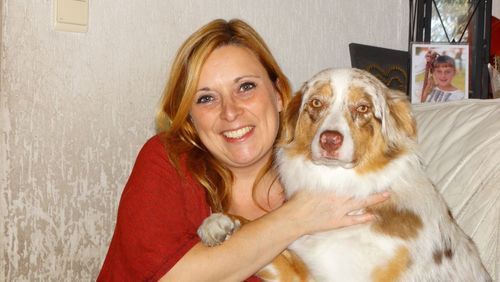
[412,98,500,280]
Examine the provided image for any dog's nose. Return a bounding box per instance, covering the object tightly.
[320,130,343,152]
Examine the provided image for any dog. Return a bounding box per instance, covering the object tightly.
[198,68,492,282]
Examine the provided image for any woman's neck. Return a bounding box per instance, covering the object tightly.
[226,169,285,220]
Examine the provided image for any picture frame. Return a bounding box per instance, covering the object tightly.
[410,43,469,104]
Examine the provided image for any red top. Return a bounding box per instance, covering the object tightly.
[97,135,260,281]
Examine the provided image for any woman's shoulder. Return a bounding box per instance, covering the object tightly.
[139,134,169,156]
[135,134,182,168]
[131,134,190,179]
[121,134,206,208]
[129,135,169,174]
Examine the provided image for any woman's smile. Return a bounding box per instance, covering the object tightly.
[222,126,255,141]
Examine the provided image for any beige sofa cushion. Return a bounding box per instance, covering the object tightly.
[412,99,500,280]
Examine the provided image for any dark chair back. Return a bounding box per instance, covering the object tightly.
[349,43,410,95]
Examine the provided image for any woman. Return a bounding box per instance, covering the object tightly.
[97,19,389,281]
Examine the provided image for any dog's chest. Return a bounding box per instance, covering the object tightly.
[289,225,404,282]
[276,152,393,198]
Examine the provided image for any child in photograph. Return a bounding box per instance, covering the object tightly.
[421,51,465,103]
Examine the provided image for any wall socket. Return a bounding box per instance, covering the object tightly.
[53,0,88,33]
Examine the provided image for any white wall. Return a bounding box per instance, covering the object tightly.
[0,0,409,280]
[493,0,500,18]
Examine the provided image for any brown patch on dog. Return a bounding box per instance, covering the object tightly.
[433,247,454,265]
[281,91,304,144]
[257,249,311,282]
[306,81,331,122]
[372,246,411,282]
[444,248,453,259]
[433,250,444,265]
[368,201,423,239]
[346,87,406,174]
[280,81,333,160]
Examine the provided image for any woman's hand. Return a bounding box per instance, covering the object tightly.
[283,190,390,236]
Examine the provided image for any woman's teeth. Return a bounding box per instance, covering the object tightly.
[223,126,252,139]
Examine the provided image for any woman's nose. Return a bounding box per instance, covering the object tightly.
[220,97,243,121]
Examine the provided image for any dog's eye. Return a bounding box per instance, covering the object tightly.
[356,105,369,113]
[310,98,323,108]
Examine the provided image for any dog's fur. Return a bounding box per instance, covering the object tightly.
[198,68,491,282]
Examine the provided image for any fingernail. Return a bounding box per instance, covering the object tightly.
[382,192,391,197]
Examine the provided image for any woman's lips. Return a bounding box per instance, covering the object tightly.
[222,126,254,140]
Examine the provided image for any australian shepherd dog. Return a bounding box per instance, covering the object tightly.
[198,68,491,282]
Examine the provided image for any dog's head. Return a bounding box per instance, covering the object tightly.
[280,68,416,174]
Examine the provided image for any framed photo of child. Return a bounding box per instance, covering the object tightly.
[410,43,469,104]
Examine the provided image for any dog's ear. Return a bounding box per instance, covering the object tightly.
[379,88,417,146]
[370,85,416,148]
[281,90,304,144]
[385,89,417,139]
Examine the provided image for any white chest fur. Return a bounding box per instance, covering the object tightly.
[290,225,403,282]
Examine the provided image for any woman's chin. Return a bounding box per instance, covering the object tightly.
[224,151,272,170]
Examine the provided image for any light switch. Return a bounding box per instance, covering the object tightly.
[53,0,88,33]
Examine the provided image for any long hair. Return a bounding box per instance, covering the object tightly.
[155,19,292,212]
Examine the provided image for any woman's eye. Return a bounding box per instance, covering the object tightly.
[196,94,214,104]
[239,82,256,92]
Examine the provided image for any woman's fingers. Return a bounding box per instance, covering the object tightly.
[343,213,376,225]
[334,191,390,212]
[352,192,390,209]
[342,192,390,225]
[285,190,391,234]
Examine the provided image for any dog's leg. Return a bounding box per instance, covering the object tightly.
[197,213,242,247]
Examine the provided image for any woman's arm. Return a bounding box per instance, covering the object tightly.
[161,191,390,282]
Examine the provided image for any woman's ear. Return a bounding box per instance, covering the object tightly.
[274,78,284,112]
[277,92,284,113]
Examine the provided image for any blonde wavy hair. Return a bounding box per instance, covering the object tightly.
[156,19,292,212]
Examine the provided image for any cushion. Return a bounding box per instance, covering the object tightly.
[412,99,500,280]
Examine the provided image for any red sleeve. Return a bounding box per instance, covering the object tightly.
[97,135,211,281]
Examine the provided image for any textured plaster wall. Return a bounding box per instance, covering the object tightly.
[0,0,408,280]
[494,0,500,18]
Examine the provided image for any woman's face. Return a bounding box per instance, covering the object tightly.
[190,45,283,172]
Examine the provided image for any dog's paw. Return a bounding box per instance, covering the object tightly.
[197,213,241,247]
